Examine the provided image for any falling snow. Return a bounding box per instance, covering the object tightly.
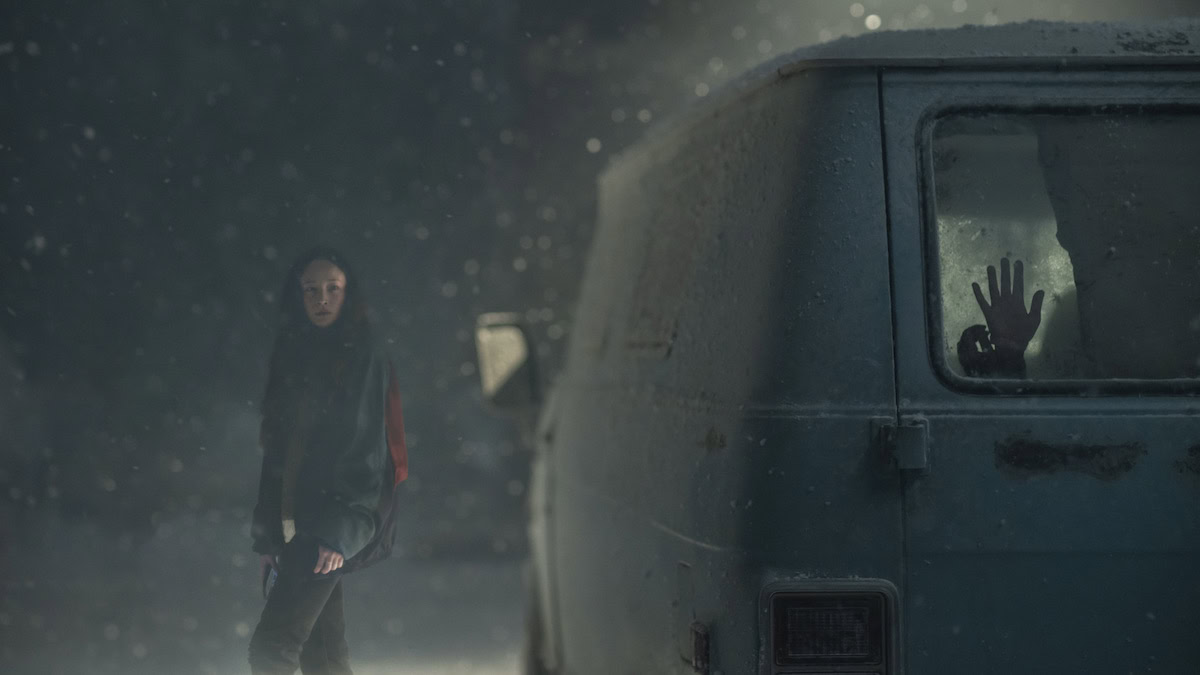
[2,2,1193,673]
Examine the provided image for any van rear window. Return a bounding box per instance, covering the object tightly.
[929,110,1200,384]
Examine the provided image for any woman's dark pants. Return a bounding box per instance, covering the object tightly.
[249,547,352,674]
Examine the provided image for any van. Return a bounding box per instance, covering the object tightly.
[477,20,1200,674]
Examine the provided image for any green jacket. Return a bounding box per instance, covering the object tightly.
[251,342,389,561]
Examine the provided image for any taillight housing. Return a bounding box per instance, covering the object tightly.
[764,581,897,674]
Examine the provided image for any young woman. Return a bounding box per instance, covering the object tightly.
[248,246,390,675]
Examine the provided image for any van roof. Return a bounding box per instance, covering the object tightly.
[609,20,1200,173]
[776,18,1200,69]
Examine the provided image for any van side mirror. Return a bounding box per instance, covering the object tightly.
[474,312,540,411]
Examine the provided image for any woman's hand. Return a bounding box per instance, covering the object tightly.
[259,554,278,579]
[314,545,344,574]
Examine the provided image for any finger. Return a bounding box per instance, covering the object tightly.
[1029,290,1045,324]
[333,555,343,571]
[972,282,991,318]
[314,551,327,574]
[987,265,1000,303]
[1000,258,1011,298]
[1013,259,1025,303]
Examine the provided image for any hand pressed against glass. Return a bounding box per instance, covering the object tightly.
[971,257,1045,354]
[300,259,347,328]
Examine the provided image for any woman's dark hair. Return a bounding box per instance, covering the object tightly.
[261,246,372,415]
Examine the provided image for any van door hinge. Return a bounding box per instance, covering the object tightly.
[873,417,929,473]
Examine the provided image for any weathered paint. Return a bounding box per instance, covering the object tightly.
[529,19,1200,675]
[1175,444,1200,477]
[882,67,1200,673]
[551,66,897,674]
[994,437,1146,480]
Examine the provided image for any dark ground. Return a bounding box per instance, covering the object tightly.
[3,511,523,674]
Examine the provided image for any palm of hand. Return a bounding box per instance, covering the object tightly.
[971,258,1045,352]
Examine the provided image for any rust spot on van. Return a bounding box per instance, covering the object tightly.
[995,437,1145,481]
[699,427,726,453]
[1117,31,1190,55]
[1173,445,1200,477]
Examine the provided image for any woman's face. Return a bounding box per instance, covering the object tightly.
[300,259,348,328]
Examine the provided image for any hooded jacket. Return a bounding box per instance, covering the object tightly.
[251,328,389,563]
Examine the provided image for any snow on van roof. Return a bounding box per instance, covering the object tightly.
[726,18,1200,102]
[780,18,1199,66]
[609,19,1199,173]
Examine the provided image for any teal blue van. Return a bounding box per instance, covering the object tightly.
[477,19,1200,675]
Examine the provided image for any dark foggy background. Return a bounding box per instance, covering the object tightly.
[2,1,1196,673]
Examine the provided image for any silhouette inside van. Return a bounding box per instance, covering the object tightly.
[933,111,1200,381]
